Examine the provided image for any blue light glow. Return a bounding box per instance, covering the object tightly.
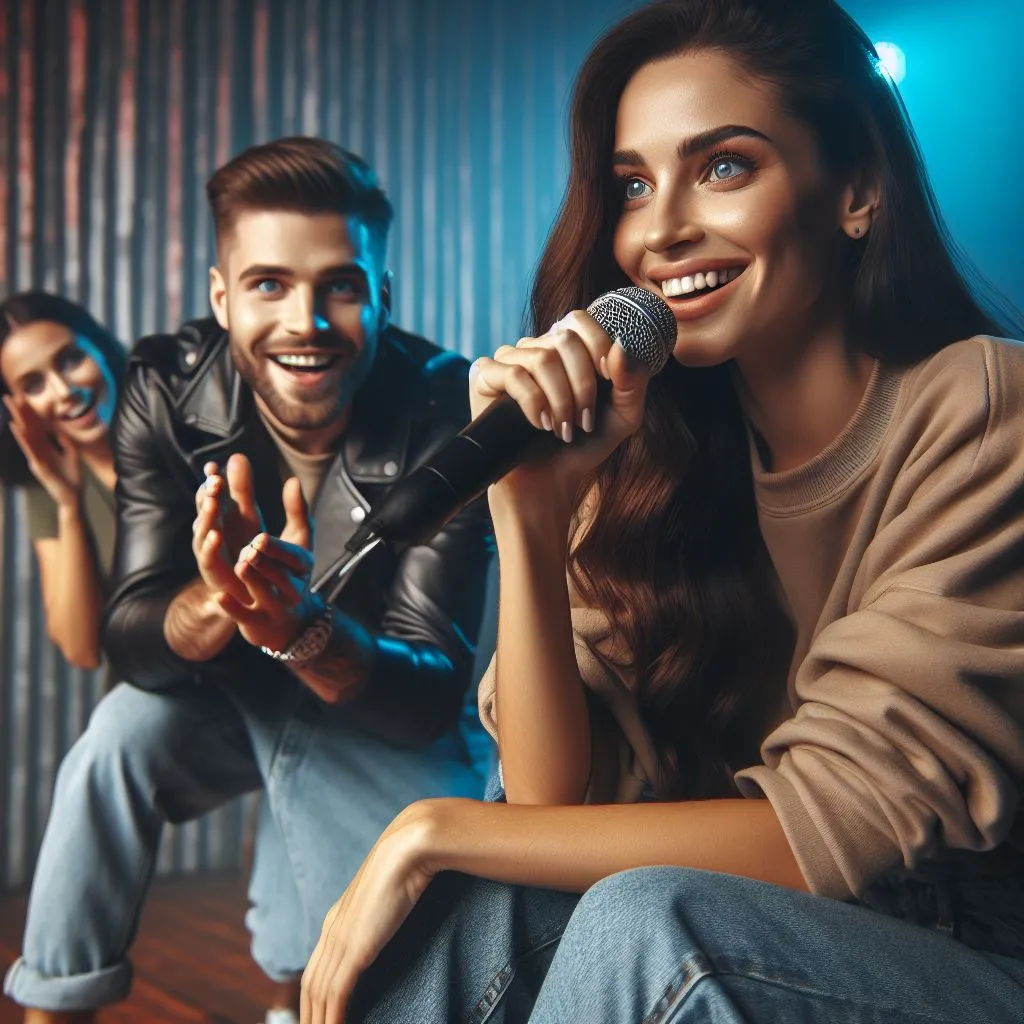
[874,41,907,85]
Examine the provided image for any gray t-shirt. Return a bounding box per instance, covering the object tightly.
[23,464,117,593]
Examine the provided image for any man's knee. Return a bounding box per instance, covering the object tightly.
[56,683,192,793]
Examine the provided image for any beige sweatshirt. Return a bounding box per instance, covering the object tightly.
[478,336,1024,901]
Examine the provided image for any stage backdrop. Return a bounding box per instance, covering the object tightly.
[1,0,1021,890]
[0,0,645,891]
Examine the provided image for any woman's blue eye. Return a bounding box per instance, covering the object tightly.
[708,158,749,182]
[256,279,281,295]
[57,347,87,372]
[623,178,652,202]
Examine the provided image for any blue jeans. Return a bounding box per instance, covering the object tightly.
[3,676,488,1011]
[348,867,1024,1023]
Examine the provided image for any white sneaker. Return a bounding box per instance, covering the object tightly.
[262,1010,299,1024]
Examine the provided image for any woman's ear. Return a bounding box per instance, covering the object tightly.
[839,168,881,239]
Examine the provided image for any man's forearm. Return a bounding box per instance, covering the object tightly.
[292,608,462,746]
[292,607,376,703]
[164,578,238,662]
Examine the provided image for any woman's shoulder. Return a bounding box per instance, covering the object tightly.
[897,335,1024,438]
[904,334,1024,388]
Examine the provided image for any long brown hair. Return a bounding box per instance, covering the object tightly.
[533,0,1023,798]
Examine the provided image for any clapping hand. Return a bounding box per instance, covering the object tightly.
[191,453,266,607]
[217,475,324,655]
[192,454,322,654]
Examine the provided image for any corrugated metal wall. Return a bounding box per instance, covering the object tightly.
[0,0,638,890]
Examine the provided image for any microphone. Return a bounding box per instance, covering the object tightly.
[315,286,676,591]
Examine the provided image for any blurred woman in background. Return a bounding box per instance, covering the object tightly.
[0,291,125,669]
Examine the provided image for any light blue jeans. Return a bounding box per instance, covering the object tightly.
[3,675,488,1011]
[346,867,1024,1022]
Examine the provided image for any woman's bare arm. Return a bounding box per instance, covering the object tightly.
[424,796,809,893]
[490,496,593,805]
[34,505,105,669]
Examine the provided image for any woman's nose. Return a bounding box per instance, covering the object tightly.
[643,191,704,254]
[48,372,72,400]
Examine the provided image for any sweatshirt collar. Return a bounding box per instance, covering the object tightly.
[749,360,906,515]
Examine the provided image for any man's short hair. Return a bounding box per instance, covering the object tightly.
[205,136,393,256]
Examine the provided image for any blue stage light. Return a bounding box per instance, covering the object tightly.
[874,41,907,85]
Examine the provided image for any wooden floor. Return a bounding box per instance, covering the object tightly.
[0,874,276,1023]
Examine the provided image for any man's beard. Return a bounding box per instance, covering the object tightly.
[234,353,350,432]
[256,382,344,430]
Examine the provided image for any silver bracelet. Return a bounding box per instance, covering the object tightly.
[260,606,333,665]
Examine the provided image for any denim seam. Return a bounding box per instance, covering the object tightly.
[650,956,970,1024]
[470,927,568,1024]
[642,952,713,1024]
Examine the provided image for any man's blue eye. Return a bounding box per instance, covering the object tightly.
[327,280,358,295]
[256,280,281,295]
[623,178,651,202]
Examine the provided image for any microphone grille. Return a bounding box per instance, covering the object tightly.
[586,286,676,376]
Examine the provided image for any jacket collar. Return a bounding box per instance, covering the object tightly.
[176,322,418,487]
[173,322,421,564]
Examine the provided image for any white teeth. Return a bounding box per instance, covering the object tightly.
[659,267,742,298]
[64,397,93,420]
[273,353,336,370]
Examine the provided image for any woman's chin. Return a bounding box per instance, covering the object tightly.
[60,418,108,448]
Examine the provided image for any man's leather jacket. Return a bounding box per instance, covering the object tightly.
[101,317,493,747]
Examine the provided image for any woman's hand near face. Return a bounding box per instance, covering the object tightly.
[469,310,653,519]
[3,395,83,509]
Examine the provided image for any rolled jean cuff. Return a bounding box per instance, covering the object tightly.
[3,956,132,1011]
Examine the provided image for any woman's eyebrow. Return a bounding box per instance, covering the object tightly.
[612,124,774,168]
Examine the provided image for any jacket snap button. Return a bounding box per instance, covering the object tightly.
[184,351,198,366]
[350,507,367,523]
[383,460,398,477]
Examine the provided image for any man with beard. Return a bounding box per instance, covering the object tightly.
[4,137,493,1024]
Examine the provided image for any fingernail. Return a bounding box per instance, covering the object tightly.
[600,355,610,380]
[581,407,594,434]
[540,411,553,432]
[561,421,573,443]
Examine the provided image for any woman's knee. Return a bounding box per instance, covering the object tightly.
[572,867,698,927]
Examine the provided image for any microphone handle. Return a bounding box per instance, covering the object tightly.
[346,379,612,550]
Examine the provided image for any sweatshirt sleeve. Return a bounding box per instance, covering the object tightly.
[736,340,1024,900]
